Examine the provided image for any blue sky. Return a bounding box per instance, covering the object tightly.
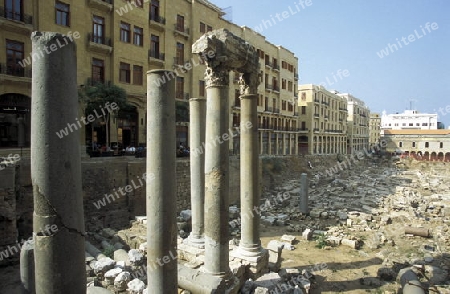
[211,0,450,127]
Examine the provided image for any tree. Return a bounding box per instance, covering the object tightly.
[79,82,132,148]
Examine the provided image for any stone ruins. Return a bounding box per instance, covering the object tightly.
[1,29,447,294]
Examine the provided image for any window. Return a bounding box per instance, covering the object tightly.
[176,77,184,99]
[176,14,185,32]
[55,1,70,26]
[207,25,212,32]
[440,142,443,148]
[120,22,131,43]
[150,0,160,21]
[282,79,286,90]
[282,100,286,111]
[135,0,143,8]
[409,123,413,126]
[301,121,306,130]
[176,42,184,65]
[6,40,24,77]
[200,22,205,34]
[92,15,105,44]
[5,0,23,21]
[133,26,143,46]
[150,35,160,58]
[399,142,403,148]
[119,62,130,83]
[425,142,429,148]
[234,90,240,107]
[133,65,143,85]
[91,58,104,83]
[199,80,205,97]
[301,106,306,115]
[412,142,416,148]
[422,122,428,126]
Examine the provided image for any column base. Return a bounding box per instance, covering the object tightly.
[183,234,205,249]
[230,247,269,279]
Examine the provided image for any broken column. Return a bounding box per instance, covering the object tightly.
[300,173,309,214]
[31,32,86,293]
[147,70,178,293]
[187,97,206,248]
[237,69,264,257]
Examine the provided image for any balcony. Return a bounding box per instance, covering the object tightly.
[265,84,273,92]
[298,128,308,133]
[321,100,329,106]
[314,113,319,118]
[176,92,190,100]
[272,64,280,72]
[87,33,113,54]
[0,6,33,34]
[273,85,280,93]
[313,128,319,132]
[294,73,299,80]
[150,14,165,31]
[0,63,32,85]
[339,107,347,111]
[86,78,111,87]
[149,50,165,66]
[265,61,272,69]
[273,108,280,113]
[87,0,113,12]
[174,24,189,39]
[314,98,320,104]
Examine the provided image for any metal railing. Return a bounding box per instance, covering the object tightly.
[88,33,112,46]
[149,50,165,61]
[0,63,31,78]
[150,14,166,24]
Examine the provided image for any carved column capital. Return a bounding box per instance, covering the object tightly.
[238,72,260,96]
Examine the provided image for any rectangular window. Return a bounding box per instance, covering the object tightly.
[440,142,443,148]
[199,80,205,97]
[301,106,306,115]
[5,0,23,21]
[119,62,130,83]
[133,65,143,85]
[92,15,105,44]
[176,14,185,32]
[176,42,184,65]
[150,34,160,58]
[399,142,403,148]
[207,25,212,32]
[176,77,184,99]
[6,39,24,77]
[55,1,70,26]
[150,0,160,21]
[120,22,131,43]
[91,58,104,83]
[412,142,416,148]
[425,142,429,148]
[133,26,143,46]
[200,22,205,34]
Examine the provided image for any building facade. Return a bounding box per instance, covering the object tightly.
[0,0,299,155]
[369,113,381,148]
[297,84,348,155]
[381,129,450,161]
[381,110,438,130]
[336,92,370,154]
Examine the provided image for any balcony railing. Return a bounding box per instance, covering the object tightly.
[272,64,280,71]
[313,128,319,132]
[294,73,299,80]
[265,61,272,68]
[0,63,31,78]
[174,24,189,35]
[0,6,32,24]
[273,108,280,113]
[86,78,111,87]
[149,50,165,61]
[88,33,112,46]
[273,86,280,92]
[176,92,189,100]
[314,98,320,103]
[314,113,319,118]
[150,14,166,24]
[265,84,273,91]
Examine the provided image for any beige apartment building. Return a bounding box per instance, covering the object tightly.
[381,129,450,161]
[298,84,348,155]
[0,0,299,155]
[336,92,370,154]
[369,113,381,148]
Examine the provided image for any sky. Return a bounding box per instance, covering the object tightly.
[211,0,450,127]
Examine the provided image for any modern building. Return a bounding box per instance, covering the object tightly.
[0,0,300,155]
[381,110,438,130]
[369,113,381,148]
[297,84,348,155]
[336,92,370,154]
[381,129,450,161]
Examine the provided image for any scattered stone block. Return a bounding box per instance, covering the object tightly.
[280,234,296,245]
[127,278,146,294]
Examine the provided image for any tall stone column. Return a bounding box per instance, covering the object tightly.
[237,71,263,257]
[187,97,206,248]
[299,173,309,214]
[147,70,177,293]
[31,32,85,294]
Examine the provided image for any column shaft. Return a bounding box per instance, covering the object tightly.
[300,173,309,214]
[147,70,178,293]
[239,94,261,255]
[31,32,85,294]
[188,98,206,246]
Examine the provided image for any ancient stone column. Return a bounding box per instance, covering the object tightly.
[147,70,177,293]
[20,239,35,294]
[31,32,85,294]
[187,97,206,248]
[237,70,263,257]
[193,29,254,276]
[300,173,309,214]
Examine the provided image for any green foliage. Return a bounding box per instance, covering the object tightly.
[262,156,284,175]
[176,101,189,122]
[315,233,327,249]
[79,82,130,116]
[102,246,115,258]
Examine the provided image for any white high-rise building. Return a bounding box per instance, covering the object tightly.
[381,110,438,130]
